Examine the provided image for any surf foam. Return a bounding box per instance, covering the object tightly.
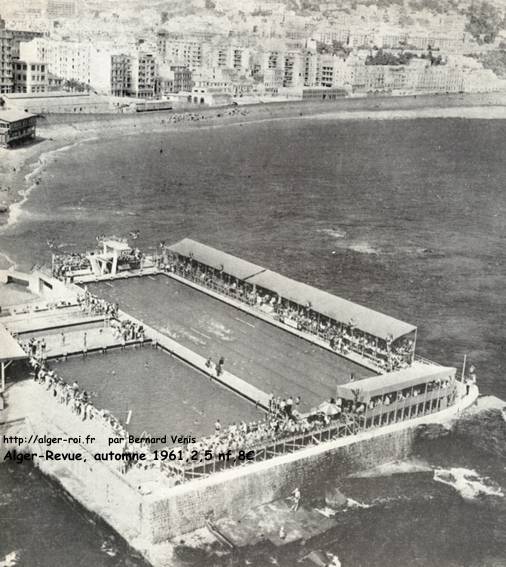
[433,467,504,500]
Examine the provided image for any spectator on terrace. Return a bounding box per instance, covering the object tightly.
[286,396,294,417]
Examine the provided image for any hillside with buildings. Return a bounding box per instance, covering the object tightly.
[0,0,506,113]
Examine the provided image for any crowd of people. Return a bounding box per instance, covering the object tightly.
[177,375,458,476]
[177,396,361,472]
[78,288,118,318]
[111,318,146,345]
[160,254,414,372]
[157,106,249,128]
[366,376,456,411]
[27,356,165,477]
[52,252,91,279]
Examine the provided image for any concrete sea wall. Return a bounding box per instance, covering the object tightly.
[143,426,415,543]
[1,377,480,554]
[0,382,145,542]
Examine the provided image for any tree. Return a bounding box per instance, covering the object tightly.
[465,1,503,44]
[160,11,168,24]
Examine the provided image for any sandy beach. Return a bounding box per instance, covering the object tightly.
[1,91,506,240]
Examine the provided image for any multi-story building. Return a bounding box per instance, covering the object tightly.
[0,109,37,147]
[46,0,76,19]
[157,64,193,95]
[318,54,351,88]
[263,68,284,93]
[157,33,205,70]
[283,51,304,88]
[414,64,464,93]
[130,53,157,99]
[19,38,92,87]
[13,60,48,93]
[90,50,131,96]
[303,50,319,87]
[10,30,43,59]
[0,26,13,94]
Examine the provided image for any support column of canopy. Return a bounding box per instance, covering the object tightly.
[0,324,29,409]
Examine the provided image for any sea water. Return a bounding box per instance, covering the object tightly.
[0,116,505,566]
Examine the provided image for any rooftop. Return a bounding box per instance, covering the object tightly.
[337,363,455,401]
[3,91,91,100]
[169,238,416,341]
[0,324,27,363]
[0,109,37,123]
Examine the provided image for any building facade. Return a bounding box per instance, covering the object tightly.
[20,38,92,88]
[13,60,48,93]
[131,53,157,98]
[46,0,77,19]
[157,65,193,95]
[0,110,36,147]
[0,28,13,94]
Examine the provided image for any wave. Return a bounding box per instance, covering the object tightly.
[206,320,234,342]
[1,136,98,233]
[350,459,433,478]
[345,497,372,509]
[310,106,506,122]
[0,551,19,567]
[318,228,347,239]
[433,467,504,500]
[348,242,379,255]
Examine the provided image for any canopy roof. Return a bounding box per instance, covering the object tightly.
[0,110,36,123]
[168,238,416,341]
[0,324,27,363]
[336,363,455,402]
[247,270,415,341]
[168,238,266,281]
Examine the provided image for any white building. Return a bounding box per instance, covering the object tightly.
[19,38,91,87]
[13,60,48,93]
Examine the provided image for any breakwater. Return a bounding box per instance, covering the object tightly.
[0,374,481,566]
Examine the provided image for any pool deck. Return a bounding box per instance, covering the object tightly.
[18,324,152,359]
[2,305,105,334]
[1,301,272,411]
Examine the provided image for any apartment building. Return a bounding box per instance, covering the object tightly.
[20,38,92,87]
[13,60,48,93]
[283,51,304,87]
[0,27,13,94]
[46,0,77,19]
[131,53,157,98]
[90,50,131,96]
[157,64,192,95]
[157,33,205,69]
